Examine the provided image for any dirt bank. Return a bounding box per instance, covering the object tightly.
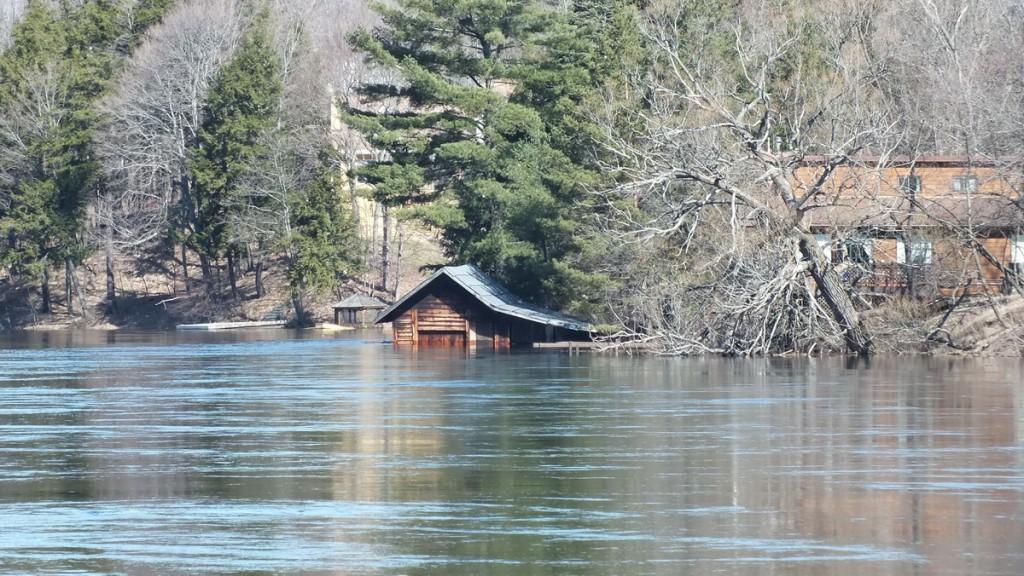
[0,252,410,331]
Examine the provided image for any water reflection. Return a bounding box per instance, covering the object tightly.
[0,331,1021,575]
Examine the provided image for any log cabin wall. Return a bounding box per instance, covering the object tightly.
[384,270,592,349]
[393,313,415,344]
[389,294,583,348]
[391,277,497,348]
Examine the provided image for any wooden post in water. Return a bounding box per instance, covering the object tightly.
[411,309,419,349]
[466,319,476,350]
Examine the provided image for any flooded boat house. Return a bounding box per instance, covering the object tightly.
[375,264,592,348]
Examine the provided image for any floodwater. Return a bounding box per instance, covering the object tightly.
[0,330,1022,575]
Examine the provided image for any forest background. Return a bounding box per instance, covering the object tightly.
[1,0,1022,356]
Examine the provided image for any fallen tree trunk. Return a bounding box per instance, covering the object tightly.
[797,232,873,356]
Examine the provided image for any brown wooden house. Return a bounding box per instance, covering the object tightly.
[796,156,1023,297]
[375,265,593,349]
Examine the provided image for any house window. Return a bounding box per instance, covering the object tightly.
[844,236,873,265]
[899,175,921,197]
[1013,235,1024,264]
[815,233,832,262]
[896,237,933,265]
[952,175,978,192]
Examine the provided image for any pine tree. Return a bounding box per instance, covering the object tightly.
[510,0,646,312]
[286,153,362,324]
[0,2,66,312]
[188,11,282,297]
[128,0,177,45]
[344,0,641,313]
[0,0,124,314]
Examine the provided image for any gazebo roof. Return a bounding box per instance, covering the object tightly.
[331,293,389,310]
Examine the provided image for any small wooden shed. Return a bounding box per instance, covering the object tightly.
[332,294,388,326]
[375,264,592,349]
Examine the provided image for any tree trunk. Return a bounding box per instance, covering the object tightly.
[254,259,264,298]
[227,250,239,301]
[368,202,379,298]
[290,289,308,327]
[72,261,88,321]
[64,257,74,317]
[798,234,872,356]
[348,165,361,229]
[181,244,190,294]
[392,221,404,299]
[900,234,915,297]
[40,264,51,313]
[199,253,213,293]
[381,205,391,294]
[105,230,116,308]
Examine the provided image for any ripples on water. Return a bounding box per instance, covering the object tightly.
[0,329,1021,575]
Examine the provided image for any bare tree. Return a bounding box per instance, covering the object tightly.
[877,0,1024,156]
[92,0,242,302]
[314,0,415,298]
[227,0,332,300]
[596,0,902,355]
[882,0,1024,280]
[0,0,27,50]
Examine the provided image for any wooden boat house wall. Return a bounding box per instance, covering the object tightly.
[375,265,592,348]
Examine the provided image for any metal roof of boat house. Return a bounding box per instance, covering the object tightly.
[375,264,593,333]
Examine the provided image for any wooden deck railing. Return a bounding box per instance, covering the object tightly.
[844,263,1007,297]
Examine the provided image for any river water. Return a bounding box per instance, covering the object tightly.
[0,329,1021,575]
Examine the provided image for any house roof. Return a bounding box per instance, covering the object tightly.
[797,154,1014,168]
[332,293,389,310]
[374,264,593,333]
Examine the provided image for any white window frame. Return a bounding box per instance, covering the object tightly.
[952,175,978,193]
[897,238,932,265]
[815,233,832,262]
[1013,235,1024,265]
[899,175,921,196]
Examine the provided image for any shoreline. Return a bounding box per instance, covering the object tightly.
[2,323,1019,358]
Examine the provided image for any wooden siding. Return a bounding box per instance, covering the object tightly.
[392,289,482,348]
[418,332,466,347]
[414,294,469,332]
[394,313,415,344]
[793,164,1018,200]
[386,274,591,349]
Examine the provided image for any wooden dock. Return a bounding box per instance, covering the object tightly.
[533,341,600,350]
[176,320,287,331]
[533,341,648,355]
